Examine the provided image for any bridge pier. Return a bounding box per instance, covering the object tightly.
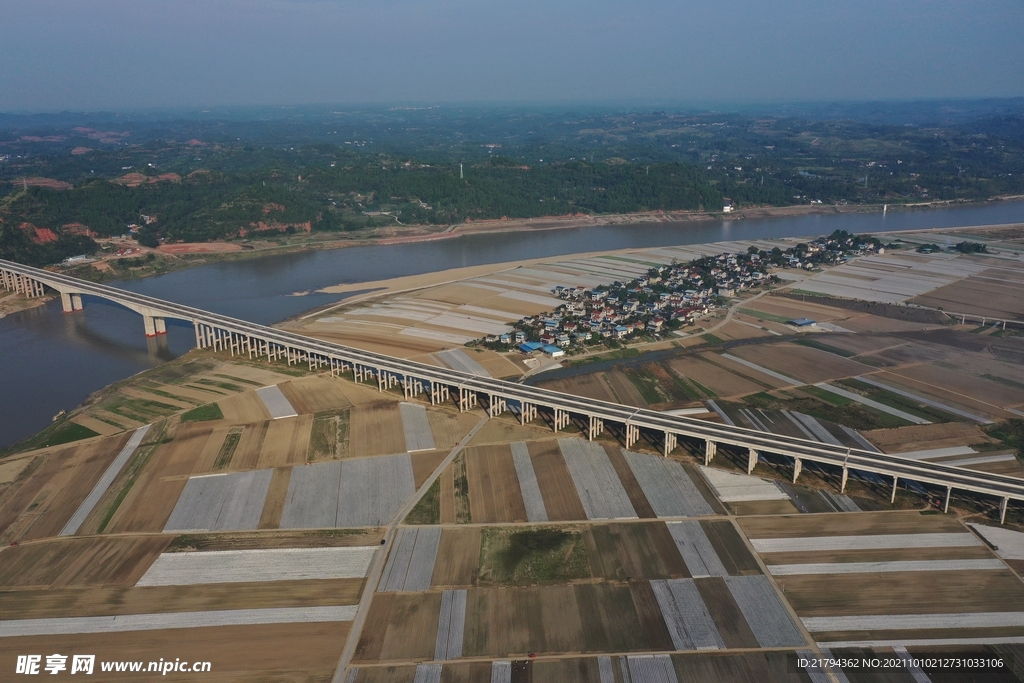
[792,457,802,483]
[589,416,604,441]
[487,395,506,418]
[519,402,537,425]
[143,315,167,337]
[1001,497,1009,525]
[704,440,716,466]
[944,486,952,513]
[430,383,449,405]
[840,466,849,494]
[459,387,477,412]
[554,408,570,432]
[891,475,898,504]
[747,448,759,475]
[663,432,676,456]
[624,423,639,449]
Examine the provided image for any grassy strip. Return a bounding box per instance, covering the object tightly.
[453,453,471,524]
[195,378,242,392]
[662,365,701,402]
[700,333,724,345]
[213,429,242,470]
[794,337,856,358]
[624,367,665,405]
[737,391,910,430]
[406,479,441,525]
[478,526,590,586]
[801,385,852,407]
[738,308,793,324]
[836,378,960,423]
[688,378,717,399]
[214,374,263,386]
[181,403,224,422]
[96,422,166,533]
[983,374,1024,392]
[144,388,200,405]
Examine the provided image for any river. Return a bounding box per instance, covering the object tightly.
[2,201,1021,448]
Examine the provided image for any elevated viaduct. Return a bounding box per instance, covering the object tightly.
[2,258,1021,522]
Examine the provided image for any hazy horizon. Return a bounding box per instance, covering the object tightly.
[3,0,1023,111]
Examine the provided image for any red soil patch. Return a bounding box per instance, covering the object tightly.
[71,147,92,155]
[12,177,72,190]
[113,173,181,188]
[19,223,58,245]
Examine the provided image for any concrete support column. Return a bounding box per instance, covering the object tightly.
[554,408,570,432]
[61,292,74,313]
[792,457,802,483]
[944,486,952,514]
[840,466,849,494]
[143,315,157,337]
[377,370,386,392]
[488,396,506,418]
[625,424,639,449]
[890,475,898,504]
[589,416,604,441]
[663,432,677,457]
[704,440,716,466]
[1001,497,1009,525]
[747,448,759,475]
[459,387,470,412]
[520,402,536,425]
[71,294,83,310]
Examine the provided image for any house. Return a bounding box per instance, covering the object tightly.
[541,344,565,358]
[519,341,543,353]
[722,198,734,212]
[514,331,526,344]
[647,318,664,332]
[499,334,511,344]
[556,334,571,348]
[788,318,816,328]
[614,325,629,339]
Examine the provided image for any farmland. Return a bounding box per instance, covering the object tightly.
[4,226,1024,682]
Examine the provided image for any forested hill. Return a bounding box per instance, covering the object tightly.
[2,103,1023,265]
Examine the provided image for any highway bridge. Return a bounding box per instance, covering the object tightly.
[3,258,1021,522]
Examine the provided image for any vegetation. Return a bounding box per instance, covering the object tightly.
[406,479,441,525]
[985,420,1024,459]
[479,527,590,586]
[2,101,1023,265]
[40,421,99,447]
[954,241,988,253]
[180,402,224,422]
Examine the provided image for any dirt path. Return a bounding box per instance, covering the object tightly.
[330,416,490,683]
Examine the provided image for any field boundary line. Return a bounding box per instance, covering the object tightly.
[331,415,489,683]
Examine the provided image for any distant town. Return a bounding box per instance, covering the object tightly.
[476,230,883,357]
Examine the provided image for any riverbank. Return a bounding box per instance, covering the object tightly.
[56,195,1023,285]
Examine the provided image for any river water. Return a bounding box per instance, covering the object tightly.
[2,201,1021,448]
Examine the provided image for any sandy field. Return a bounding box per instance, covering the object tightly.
[278,376,353,414]
[738,510,965,539]
[0,536,171,588]
[0,622,350,683]
[731,342,871,385]
[0,433,132,542]
[668,356,768,397]
[864,422,996,454]
[349,402,407,456]
[911,266,1024,318]
[465,445,529,523]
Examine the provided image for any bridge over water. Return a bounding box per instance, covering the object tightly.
[3,258,1020,523]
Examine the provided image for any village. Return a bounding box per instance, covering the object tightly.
[480,230,885,357]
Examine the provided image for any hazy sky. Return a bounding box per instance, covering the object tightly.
[3,0,1022,111]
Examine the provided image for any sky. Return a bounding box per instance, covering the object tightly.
[2,0,1023,111]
